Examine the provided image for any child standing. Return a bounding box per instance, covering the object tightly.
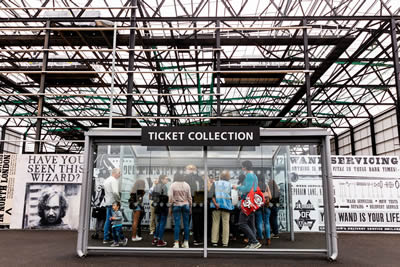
[110,201,128,247]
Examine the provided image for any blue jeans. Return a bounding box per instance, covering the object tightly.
[256,208,271,239]
[172,205,190,241]
[112,226,124,242]
[270,206,279,235]
[103,206,112,241]
[155,213,168,240]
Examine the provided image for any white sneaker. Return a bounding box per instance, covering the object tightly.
[182,241,189,248]
[173,241,180,248]
[119,237,128,246]
[131,236,143,242]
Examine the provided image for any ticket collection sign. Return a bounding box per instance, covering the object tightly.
[291,155,400,232]
[142,126,260,146]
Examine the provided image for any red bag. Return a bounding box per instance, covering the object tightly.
[240,183,265,216]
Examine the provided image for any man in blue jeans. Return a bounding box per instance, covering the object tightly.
[233,161,262,249]
[103,168,121,244]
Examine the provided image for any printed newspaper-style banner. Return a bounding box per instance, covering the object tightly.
[0,154,17,226]
[290,155,400,232]
[290,155,400,178]
[10,154,83,230]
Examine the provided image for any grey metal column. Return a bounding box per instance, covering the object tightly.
[34,20,50,154]
[349,127,356,155]
[125,0,137,128]
[370,117,377,155]
[77,135,94,257]
[333,133,339,155]
[286,146,295,242]
[22,132,27,154]
[303,19,312,127]
[203,146,208,258]
[215,20,221,126]
[321,139,331,259]
[321,136,338,261]
[390,18,400,146]
[108,23,118,128]
[0,124,6,153]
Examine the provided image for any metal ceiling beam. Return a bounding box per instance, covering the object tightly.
[0,58,393,63]
[0,16,400,23]
[0,35,351,47]
[269,37,355,127]
[34,21,50,154]
[0,75,88,131]
[125,0,137,128]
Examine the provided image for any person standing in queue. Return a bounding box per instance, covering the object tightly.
[268,178,281,239]
[169,172,192,248]
[148,178,159,236]
[103,168,121,244]
[232,161,262,249]
[255,174,272,246]
[110,201,128,247]
[129,179,146,242]
[185,164,204,246]
[151,174,170,247]
[210,170,234,247]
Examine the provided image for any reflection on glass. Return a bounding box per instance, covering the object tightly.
[88,144,325,251]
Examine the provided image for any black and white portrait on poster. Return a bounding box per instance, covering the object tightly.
[10,154,83,230]
[23,183,80,229]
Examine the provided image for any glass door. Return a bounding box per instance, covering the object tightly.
[272,146,292,237]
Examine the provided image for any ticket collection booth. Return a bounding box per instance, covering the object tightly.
[77,127,337,261]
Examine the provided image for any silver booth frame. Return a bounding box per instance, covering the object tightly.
[77,128,337,261]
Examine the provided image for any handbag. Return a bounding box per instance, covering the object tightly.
[240,182,265,216]
[91,206,106,219]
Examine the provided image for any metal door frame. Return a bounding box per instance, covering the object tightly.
[77,128,337,261]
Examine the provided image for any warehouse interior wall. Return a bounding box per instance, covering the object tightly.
[331,108,400,156]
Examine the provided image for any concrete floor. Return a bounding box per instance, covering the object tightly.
[1,230,399,266]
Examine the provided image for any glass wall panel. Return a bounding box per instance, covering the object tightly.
[287,144,325,249]
[207,145,275,249]
[207,144,326,250]
[88,144,204,249]
[87,142,325,251]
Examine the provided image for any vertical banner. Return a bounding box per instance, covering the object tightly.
[10,154,83,230]
[290,156,323,232]
[290,155,400,232]
[0,154,17,226]
[331,156,400,232]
